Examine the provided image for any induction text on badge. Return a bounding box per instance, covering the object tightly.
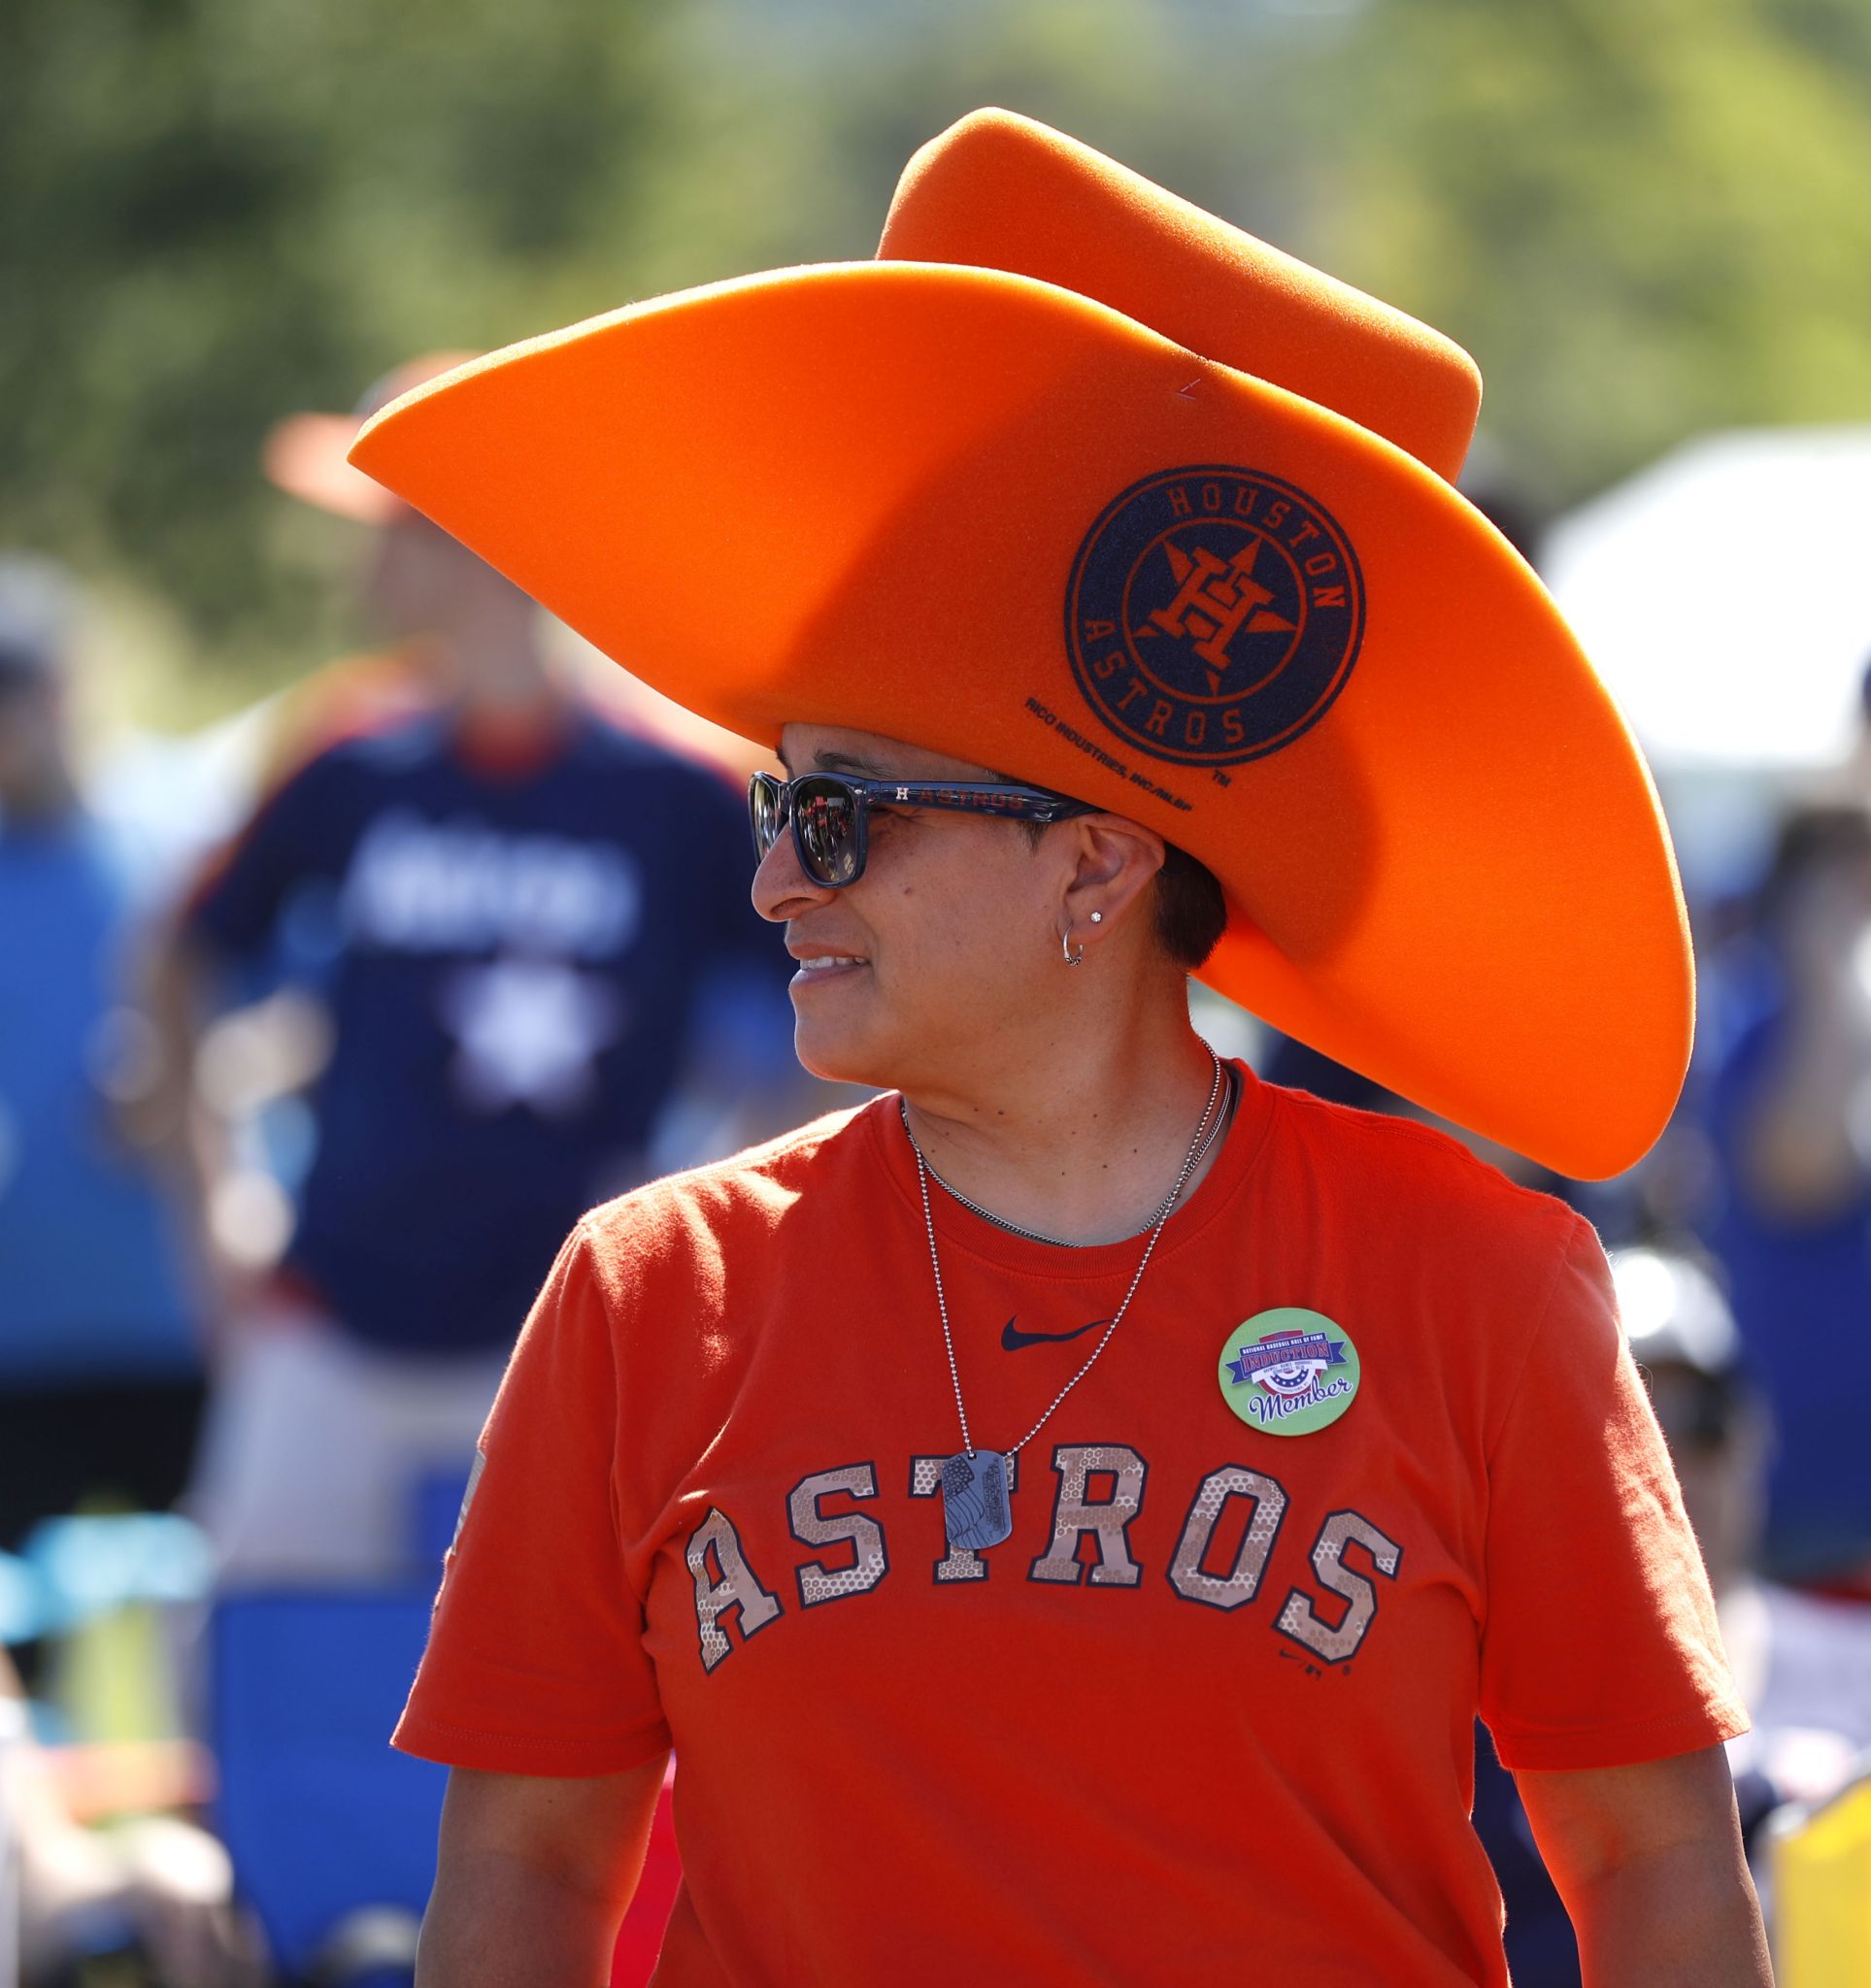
[1217,1308,1361,1435]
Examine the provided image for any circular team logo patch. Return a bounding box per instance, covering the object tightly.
[1217,1308,1360,1436]
[1064,465,1364,767]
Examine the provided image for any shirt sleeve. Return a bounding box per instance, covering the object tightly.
[183,751,351,961]
[1478,1215,1749,1772]
[392,1221,671,1776]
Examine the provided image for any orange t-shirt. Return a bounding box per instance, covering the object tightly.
[396,1069,1745,1985]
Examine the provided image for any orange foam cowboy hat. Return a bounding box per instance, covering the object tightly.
[349,109,1691,1179]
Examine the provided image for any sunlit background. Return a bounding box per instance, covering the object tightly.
[4,3,1871,1982]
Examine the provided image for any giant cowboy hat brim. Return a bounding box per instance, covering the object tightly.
[350,235,1689,1185]
[264,351,478,523]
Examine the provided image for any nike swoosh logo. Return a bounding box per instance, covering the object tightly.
[1001,1315,1110,1352]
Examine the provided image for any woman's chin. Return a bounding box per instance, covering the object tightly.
[791,1012,899,1091]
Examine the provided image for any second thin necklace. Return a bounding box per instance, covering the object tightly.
[903,1046,1224,1552]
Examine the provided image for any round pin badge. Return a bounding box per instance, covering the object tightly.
[1217,1308,1359,1435]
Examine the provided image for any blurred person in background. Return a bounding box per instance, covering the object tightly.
[1,1648,258,1987]
[1698,799,1871,1588]
[1472,1242,1871,1983]
[147,361,802,1585]
[0,556,204,1560]
[1615,1248,1871,1809]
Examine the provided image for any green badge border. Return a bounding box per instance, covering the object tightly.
[1217,1307,1360,1436]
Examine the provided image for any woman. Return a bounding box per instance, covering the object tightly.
[351,111,1768,1984]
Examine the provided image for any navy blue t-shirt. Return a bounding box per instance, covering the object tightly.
[1702,969,1871,1580]
[186,711,787,1353]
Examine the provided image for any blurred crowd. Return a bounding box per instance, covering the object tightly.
[0,360,824,1985]
[3,402,1868,1985]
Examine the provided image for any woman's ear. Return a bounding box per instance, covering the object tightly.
[1058,813,1165,940]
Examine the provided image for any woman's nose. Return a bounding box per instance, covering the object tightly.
[752,821,832,922]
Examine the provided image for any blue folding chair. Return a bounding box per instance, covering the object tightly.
[211,1590,447,1986]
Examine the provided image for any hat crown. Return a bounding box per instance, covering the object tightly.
[880,109,1481,485]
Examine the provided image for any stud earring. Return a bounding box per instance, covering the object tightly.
[1090,911,1103,924]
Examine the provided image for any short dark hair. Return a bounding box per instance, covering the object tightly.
[1154,841,1228,970]
[1016,808,1227,971]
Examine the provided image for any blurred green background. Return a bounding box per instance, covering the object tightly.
[6,0,1870,725]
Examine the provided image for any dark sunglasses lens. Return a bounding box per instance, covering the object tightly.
[749,775,784,858]
[793,777,861,885]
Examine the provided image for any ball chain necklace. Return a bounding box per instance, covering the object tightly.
[901,1045,1224,1552]
[900,1064,1236,1247]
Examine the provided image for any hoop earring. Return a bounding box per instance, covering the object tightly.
[1062,929,1085,967]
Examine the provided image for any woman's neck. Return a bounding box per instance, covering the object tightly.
[899,1021,1229,1245]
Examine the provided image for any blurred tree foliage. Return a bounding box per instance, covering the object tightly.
[2,0,1867,718]
[1,0,665,710]
[1328,0,1871,505]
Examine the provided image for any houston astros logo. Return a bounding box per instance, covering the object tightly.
[1064,466,1364,767]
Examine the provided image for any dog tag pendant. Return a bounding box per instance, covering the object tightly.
[941,1449,1012,1551]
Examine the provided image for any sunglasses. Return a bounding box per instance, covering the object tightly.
[749,770,1095,888]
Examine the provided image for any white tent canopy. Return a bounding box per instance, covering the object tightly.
[1545,425,1871,773]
